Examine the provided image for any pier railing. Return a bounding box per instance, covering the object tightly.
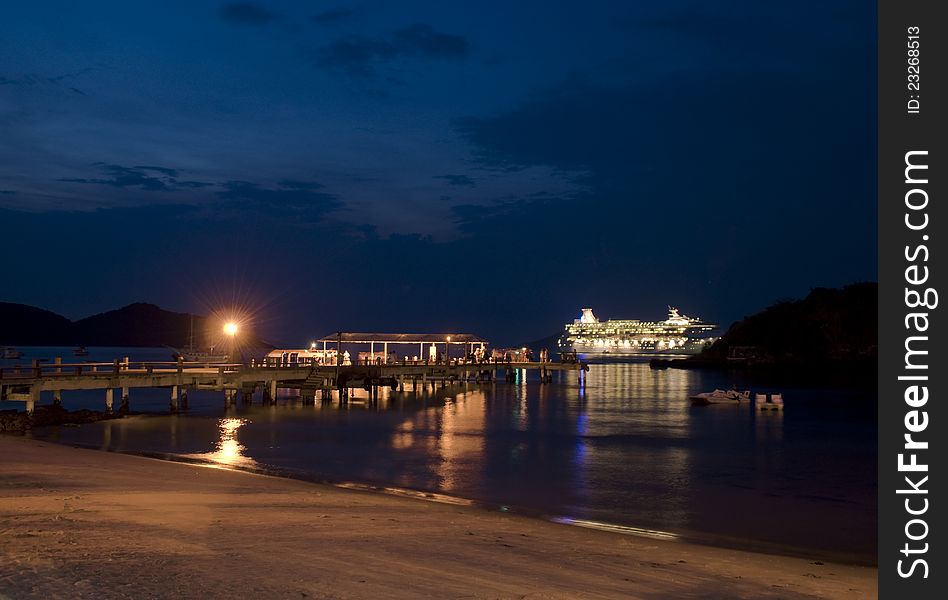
[1,356,588,414]
[0,359,242,380]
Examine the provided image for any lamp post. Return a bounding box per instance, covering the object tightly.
[224,322,238,364]
[445,336,452,365]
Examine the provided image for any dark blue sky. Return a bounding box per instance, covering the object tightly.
[1,1,876,345]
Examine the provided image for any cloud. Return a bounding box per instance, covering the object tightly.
[0,69,94,87]
[220,3,275,25]
[0,68,95,95]
[434,174,476,187]
[276,180,325,191]
[317,24,469,77]
[134,165,178,177]
[58,164,212,192]
[216,180,342,220]
[312,7,357,25]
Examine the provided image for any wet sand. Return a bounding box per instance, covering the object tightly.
[0,436,876,599]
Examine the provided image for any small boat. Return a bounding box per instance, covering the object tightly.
[689,389,750,405]
[73,346,89,357]
[757,392,784,411]
[2,346,24,359]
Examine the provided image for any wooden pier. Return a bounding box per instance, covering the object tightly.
[0,358,588,414]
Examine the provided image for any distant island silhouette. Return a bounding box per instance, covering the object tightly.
[651,282,877,375]
[0,302,270,349]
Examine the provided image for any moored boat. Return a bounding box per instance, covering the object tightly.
[757,392,784,411]
[172,315,229,363]
[72,346,89,357]
[689,389,750,405]
[2,346,24,359]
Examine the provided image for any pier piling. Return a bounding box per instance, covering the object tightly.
[26,385,39,415]
[268,380,277,405]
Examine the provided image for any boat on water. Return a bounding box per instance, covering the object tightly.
[756,392,785,411]
[174,348,230,363]
[2,346,24,359]
[559,306,719,356]
[172,315,229,363]
[72,346,89,357]
[689,389,750,405]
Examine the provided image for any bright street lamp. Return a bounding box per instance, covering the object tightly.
[223,322,239,363]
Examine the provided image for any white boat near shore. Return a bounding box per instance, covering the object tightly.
[689,389,750,405]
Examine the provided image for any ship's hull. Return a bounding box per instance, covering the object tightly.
[563,344,707,356]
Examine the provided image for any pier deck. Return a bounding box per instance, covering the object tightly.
[0,359,587,413]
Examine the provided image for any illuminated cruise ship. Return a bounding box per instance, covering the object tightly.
[559,307,719,355]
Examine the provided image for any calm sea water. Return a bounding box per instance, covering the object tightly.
[4,346,877,564]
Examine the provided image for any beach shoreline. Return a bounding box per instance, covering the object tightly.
[24,424,877,569]
[1,435,876,599]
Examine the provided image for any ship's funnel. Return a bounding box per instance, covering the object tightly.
[580,308,599,324]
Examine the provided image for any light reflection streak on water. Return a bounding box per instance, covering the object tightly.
[551,517,680,541]
[191,417,256,468]
[435,391,486,492]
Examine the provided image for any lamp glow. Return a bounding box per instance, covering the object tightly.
[224,322,239,337]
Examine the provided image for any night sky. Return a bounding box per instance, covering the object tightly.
[1,1,876,345]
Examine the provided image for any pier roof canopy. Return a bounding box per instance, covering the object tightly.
[317,333,488,344]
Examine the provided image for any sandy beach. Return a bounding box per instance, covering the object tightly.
[0,435,876,599]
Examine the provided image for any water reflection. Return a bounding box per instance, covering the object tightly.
[189,418,256,468]
[28,362,876,561]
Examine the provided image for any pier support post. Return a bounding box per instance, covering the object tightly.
[268,380,277,405]
[170,385,179,413]
[53,358,62,406]
[120,387,130,413]
[26,385,39,415]
[105,388,114,413]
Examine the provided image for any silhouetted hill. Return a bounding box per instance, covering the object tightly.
[703,282,876,363]
[0,303,73,345]
[654,283,877,372]
[72,303,196,347]
[0,302,271,348]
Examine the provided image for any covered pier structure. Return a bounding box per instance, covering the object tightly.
[309,332,489,366]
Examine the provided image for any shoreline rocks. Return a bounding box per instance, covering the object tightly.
[0,404,125,433]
